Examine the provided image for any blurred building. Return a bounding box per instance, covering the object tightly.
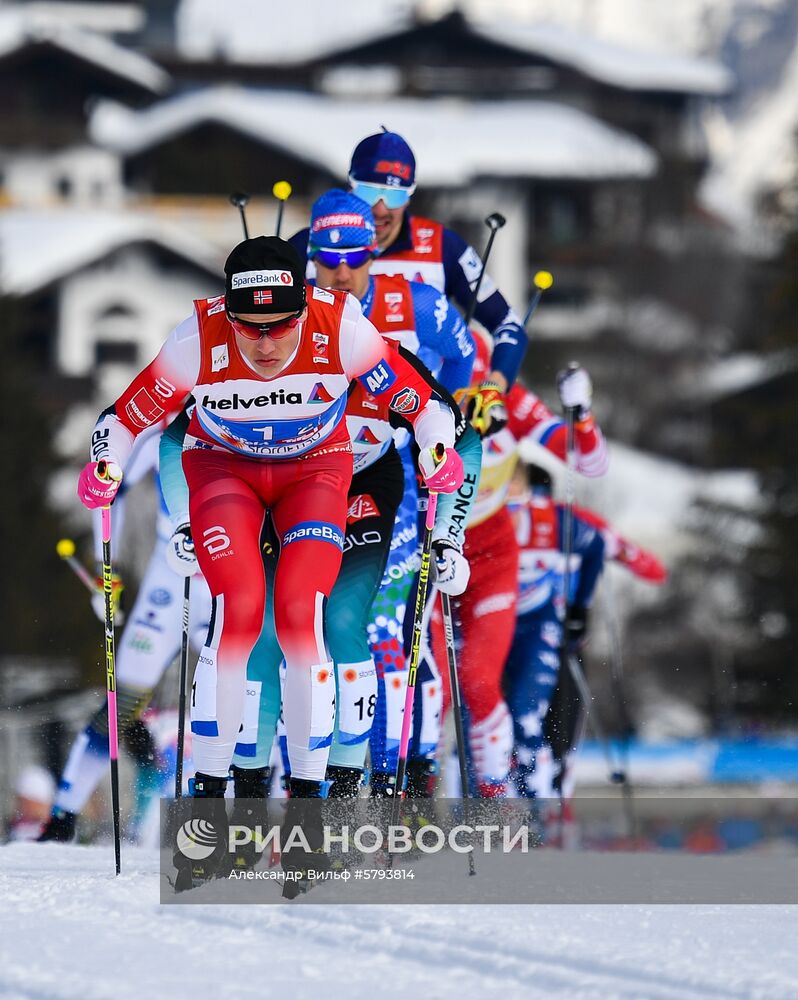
[8,0,787,732]
[0,208,222,388]
[0,1,732,391]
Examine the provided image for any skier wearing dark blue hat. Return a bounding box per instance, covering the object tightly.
[290,130,528,438]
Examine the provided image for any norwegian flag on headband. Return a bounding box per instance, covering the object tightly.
[253,290,273,305]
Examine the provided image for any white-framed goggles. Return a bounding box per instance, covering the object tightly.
[349,178,416,209]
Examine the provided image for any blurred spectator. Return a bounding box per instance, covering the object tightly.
[684,820,725,854]
[6,765,56,841]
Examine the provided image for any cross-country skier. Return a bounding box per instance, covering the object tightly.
[503,463,605,800]
[504,462,667,800]
[204,191,481,802]
[423,337,609,796]
[39,426,212,842]
[290,129,528,437]
[76,237,463,834]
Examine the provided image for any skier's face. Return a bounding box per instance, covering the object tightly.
[314,258,372,300]
[231,308,306,374]
[506,465,531,528]
[370,197,405,250]
[349,180,412,250]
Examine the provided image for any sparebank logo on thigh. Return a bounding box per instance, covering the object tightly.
[282,521,344,550]
[231,270,294,288]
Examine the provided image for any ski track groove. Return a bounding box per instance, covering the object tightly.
[1,846,797,1000]
[153,898,789,1000]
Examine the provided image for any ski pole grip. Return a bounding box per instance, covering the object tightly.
[96,460,122,483]
[425,490,439,531]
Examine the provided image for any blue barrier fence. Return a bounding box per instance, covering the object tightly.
[575,737,798,784]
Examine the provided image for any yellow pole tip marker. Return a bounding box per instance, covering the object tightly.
[272,181,292,201]
[533,270,554,290]
[56,538,76,559]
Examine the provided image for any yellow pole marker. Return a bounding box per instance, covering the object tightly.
[272,181,293,237]
[57,538,97,592]
[523,270,555,326]
[56,538,76,559]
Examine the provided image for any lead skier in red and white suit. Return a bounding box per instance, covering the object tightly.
[77,236,463,799]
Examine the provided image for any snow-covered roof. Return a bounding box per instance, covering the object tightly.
[177,0,414,66]
[90,87,658,182]
[0,209,223,296]
[683,351,798,403]
[22,2,145,36]
[471,18,732,96]
[0,8,169,94]
[176,0,731,97]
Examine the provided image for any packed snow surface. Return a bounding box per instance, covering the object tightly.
[1,843,797,999]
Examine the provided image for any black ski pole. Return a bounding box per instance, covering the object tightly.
[388,490,439,868]
[602,571,637,836]
[229,191,250,239]
[463,212,506,328]
[175,575,191,799]
[98,461,123,875]
[523,270,554,327]
[393,491,439,809]
[558,386,629,799]
[441,212,509,822]
[563,648,625,786]
[557,384,579,839]
[439,589,476,876]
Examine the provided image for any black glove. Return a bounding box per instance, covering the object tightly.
[564,605,589,650]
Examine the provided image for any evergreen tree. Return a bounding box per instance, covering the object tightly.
[701,168,798,723]
[0,296,96,677]
[747,199,798,719]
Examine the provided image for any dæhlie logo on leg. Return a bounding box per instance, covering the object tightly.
[202,525,231,557]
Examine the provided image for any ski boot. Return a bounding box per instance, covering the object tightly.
[232,764,272,800]
[325,766,365,871]
[224,765,271,874]
[37,808,77,843]
[369,771,400,857]
[124,718,161,769]
[172,772,229,893]
[400,761,439,842]
[370,771,399,798]
[281,777,329,899]
[406,759,437,798]
[326,765,363,799]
